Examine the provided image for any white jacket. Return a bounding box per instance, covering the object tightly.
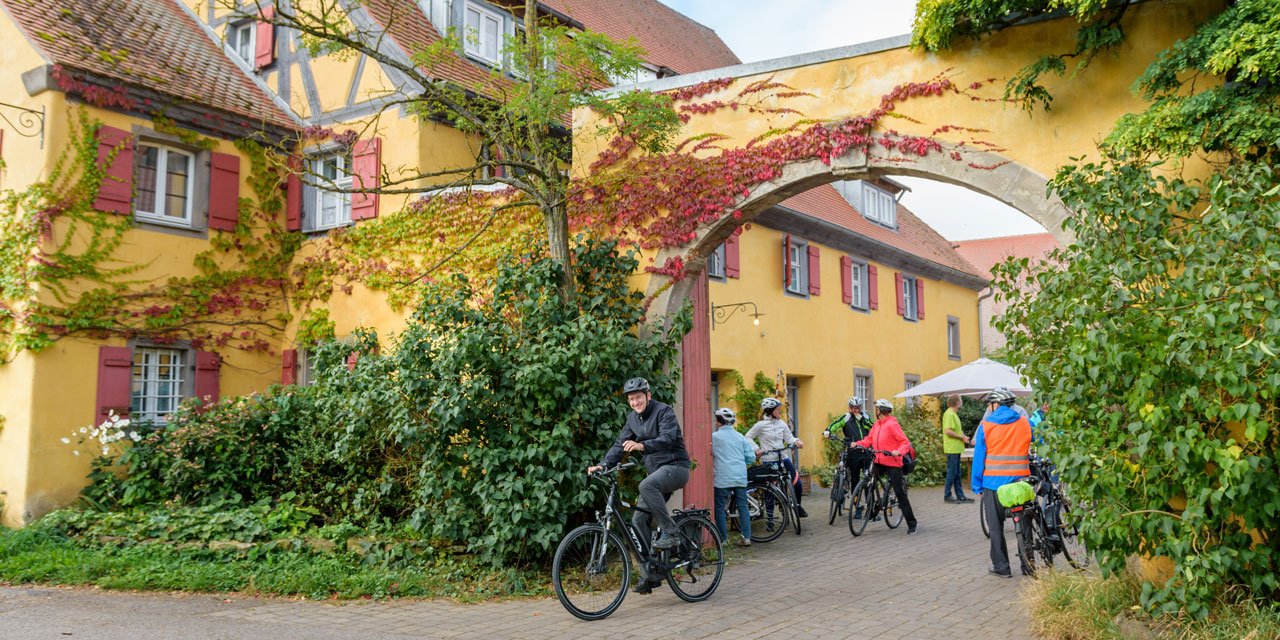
[745,418,798,462]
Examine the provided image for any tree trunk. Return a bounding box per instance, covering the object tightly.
[544,202,575,303]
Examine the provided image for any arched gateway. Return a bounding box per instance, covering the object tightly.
[571,1,1215,509]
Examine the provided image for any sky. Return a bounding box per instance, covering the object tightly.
[656,0,1048,241]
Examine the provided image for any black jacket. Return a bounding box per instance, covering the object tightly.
[601,399,691,473]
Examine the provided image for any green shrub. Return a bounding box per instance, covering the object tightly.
[719,370,779,435]
[37,496,317,543]
[895,403,946,487]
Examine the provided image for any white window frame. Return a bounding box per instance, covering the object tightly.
[902,274,917,320]
[947,315,961,360]
[311,152,353,232]
[786,376,799,436]
[463,1,505,66]
[864,184,897,228]
[133,143,195,227]
[849,259,868,310]
[228,20,255,64]
[707,243,726,279]
[854,375,870,411]
[786,241,806,295]
[298,348,318,387]
[710,372,720,411]
[130,347,187,424]
[904,374,921,408]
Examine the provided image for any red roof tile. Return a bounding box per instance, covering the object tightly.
[1,0,296,130]
[778,185,985,279]
[951,233,1062,279]
[541,0,741,73]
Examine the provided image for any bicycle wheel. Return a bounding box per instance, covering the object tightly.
[552,524,630,621]
[848,477,874,537]
[1057,499,1090,569]
[883,478,904,529]
[746,484,789,543]
[1034,511,1057,569]
[1012,509,1037,577]
[666,515,724,602]
[828,469,845,525]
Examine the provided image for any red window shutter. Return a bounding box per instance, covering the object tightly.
[840,256,852,304]
[95,346,133,422]
[807,245,821,295]
[208,152,240,231]
[194,351,221,405]
[351,138,381,220]
[255,6,276,69]
[284,155,302,231]
[868,264,879,310]
[94,126,134,215]
[782,234,792,287]
[895,272,906,316]
[282,349,298,385]
[724,235,740,278]
[916,278,926,320]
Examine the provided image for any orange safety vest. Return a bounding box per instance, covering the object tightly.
[980,415,1033,477]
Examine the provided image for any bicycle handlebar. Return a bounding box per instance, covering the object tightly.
[589,461,635,480]
[852,445,898,456]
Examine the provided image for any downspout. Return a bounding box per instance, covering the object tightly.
[977,287,994,357]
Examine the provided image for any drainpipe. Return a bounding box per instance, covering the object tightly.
[977,287,993,357]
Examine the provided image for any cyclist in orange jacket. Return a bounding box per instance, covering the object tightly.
[972,388,1034,578]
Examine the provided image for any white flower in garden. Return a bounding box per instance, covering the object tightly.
[102,446,109,456]
[129,432,141,442]
[73,450,80,456]
[61,437,70,444]
[79,427,87,434]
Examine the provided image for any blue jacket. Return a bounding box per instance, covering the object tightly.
[971,405,1031,494]
[712,425,756,488]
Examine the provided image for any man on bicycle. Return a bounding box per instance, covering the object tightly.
[745,397,806,516]
[826,397,874,518]
[588,377,690,559]
[854,399,918,534]
[971,388,1034,578]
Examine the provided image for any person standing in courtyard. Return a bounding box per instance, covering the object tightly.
[826,397,874,517]
[712,408,756,546]
[971,388,1034,577]
[745,397,807,517]
[854,399,918,534]
[942,395,974,503]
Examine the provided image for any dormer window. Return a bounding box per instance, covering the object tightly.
[463,1,504,66]
[863,183,897,228]
[227,20,255,64]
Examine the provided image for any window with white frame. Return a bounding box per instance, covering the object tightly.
[904,374,921,408]
[312,153,352,231]
[131,347,187,423]
[864,184,897,228]
[463,1,504,66]
[710,372,719,411]
[902,274,917,320]
[133,144,195,226]
[707,243,726,279]
[849,259,868,309]
[227,21,254,63]
[947,316,961,360]
[786,241,806,295]
[298,348,318,386]
[854,374,870,411]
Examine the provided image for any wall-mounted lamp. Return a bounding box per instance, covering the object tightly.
[710,301,763,330]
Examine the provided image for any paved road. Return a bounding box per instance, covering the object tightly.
[0,486,1035,639]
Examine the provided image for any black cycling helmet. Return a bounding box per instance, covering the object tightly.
[622,377,650,394]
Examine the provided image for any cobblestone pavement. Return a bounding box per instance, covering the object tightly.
[0,486,1036,639]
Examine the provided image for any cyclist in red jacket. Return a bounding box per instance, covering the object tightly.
[854,399,919,535]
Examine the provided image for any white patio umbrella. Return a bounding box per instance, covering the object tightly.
[895,358,1033,399]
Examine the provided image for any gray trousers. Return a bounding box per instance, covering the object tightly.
[984,490,1012,572]
[634,464,690,546]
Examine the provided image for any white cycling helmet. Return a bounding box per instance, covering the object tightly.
[761,397,783,411]
[874,398,894,411]
[714,407,736,424]
[848,396,864,408]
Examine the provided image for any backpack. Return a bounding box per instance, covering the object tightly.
[901,448,917,475]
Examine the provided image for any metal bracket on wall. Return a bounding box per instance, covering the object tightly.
[0,101,45,148]
[710,301,763,330]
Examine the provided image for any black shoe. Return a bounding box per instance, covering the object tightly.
[989,568,1012,578]
[907,523,919,535]
[852,508,864,520]
[958,496,975,503]
[944,496,959,503]
[797,507,809,518]
[653,533,679,549]
[632,579,663,594]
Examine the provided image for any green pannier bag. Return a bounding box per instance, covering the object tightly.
[997,481,1035,508]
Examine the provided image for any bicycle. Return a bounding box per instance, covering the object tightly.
[1000,455,1088,576]
[754,446,802,535]
[725,481,791,543]
[824,433,858,525]
[552,462,724,621]
[847,447,909,536]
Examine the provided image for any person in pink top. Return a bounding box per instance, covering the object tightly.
[854,399,919,534]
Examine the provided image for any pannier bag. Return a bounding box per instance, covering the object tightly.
[997,481,1036,508]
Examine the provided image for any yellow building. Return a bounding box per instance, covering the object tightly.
[705,181,984,470]
[0,0,743,525]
